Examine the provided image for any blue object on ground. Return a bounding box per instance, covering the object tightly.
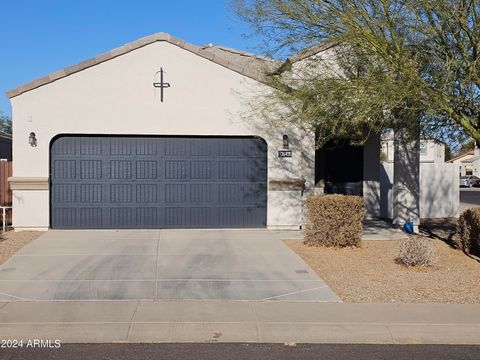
[403,221,414,234]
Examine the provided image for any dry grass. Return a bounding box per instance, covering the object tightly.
[395,237,438,267]
[285,238,480,304]
[0,230,43,265]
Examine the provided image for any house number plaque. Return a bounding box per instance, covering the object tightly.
[278,150,292,158]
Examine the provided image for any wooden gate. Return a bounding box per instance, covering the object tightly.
[0,161,12,225]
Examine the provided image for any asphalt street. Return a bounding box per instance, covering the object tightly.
[460,188,480,210]
[1,343,480,360]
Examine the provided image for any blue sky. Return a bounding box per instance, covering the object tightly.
[0,0,257,117]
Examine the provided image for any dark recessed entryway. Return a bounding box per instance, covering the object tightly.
[315,139,364,196]
[50,136,267,229]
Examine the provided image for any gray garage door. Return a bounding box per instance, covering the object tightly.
[50,136,267,229]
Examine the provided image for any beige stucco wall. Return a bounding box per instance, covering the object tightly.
[10,41,314,230]
[382,139,445,164]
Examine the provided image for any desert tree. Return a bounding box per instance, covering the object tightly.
[0,113,11,135]
[233,0,480,148]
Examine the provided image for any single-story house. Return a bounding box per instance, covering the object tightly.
[448,148,480,176]
[6,33,457,231]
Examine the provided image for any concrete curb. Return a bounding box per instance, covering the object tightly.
[0,301,479,344]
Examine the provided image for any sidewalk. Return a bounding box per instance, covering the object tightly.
[0,301,479,344]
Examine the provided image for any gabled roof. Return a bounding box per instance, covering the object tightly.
[447,150,475,163]
[266,41,338,77]
[288,41,338,63]
[6,32,280,99]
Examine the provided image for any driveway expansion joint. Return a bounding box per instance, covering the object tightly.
[260,285,328,301]
[154,230,161,301]
[251,302,264,342]
[126,300,141,341]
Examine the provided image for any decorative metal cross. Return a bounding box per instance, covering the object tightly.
[153,67,171,102]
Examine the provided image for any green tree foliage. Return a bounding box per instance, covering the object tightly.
[445,144,453,161]
[233,0,480,147]
[0,114,11,135]
[456,138,476,156]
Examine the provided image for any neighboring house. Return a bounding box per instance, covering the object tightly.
[378,131,457,220]
[5,33,458,231]
[448,148,480,176]
[0,132,12,161]
[381,130,445,164]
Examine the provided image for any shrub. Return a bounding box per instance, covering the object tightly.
[395,237,438,267]
[304,194,364,247]
[456,208,480,254]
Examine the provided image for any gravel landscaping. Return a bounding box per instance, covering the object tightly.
[0,230,43,265]
[285,238,480,304]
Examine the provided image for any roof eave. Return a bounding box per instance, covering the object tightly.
[288,40,339,64]
[6,32,276,99]
[447,151,475,163]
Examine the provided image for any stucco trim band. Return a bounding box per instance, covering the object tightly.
[8,177,49,190]
[269,178,306,191]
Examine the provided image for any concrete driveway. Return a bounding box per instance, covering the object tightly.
[0,230,340,302]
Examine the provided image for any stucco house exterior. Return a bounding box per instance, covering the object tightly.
[381,130,446,164]
[448,148,480,176]
[7,33,315,231]
[6,33,457,231]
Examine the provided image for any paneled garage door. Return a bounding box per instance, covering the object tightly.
[50,136,267,229]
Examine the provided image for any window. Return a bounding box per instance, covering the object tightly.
[420,141,427,156]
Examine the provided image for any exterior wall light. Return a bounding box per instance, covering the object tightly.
[29,132,37,147]
[282,134,289,149]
